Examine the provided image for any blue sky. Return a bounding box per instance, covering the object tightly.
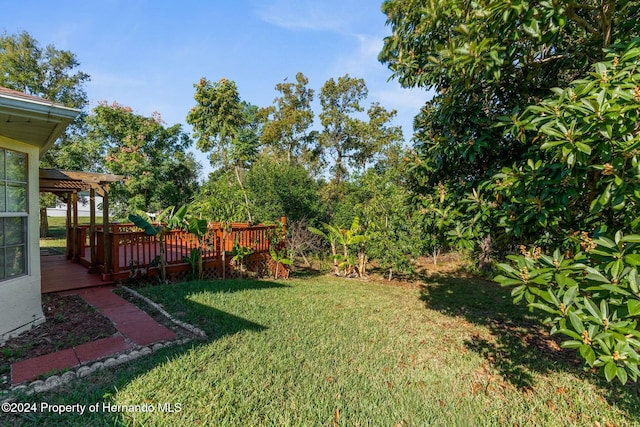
[2,0,429,176]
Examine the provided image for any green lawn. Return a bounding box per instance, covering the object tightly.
[2,274,639,426]
[40,217,93,254]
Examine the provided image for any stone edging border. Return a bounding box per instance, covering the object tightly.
[1,287,207,402]
[118,285,207,339]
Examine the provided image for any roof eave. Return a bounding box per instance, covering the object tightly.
[0,92,80,157]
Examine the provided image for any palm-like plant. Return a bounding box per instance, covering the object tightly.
[269,246,292,279]
[229,240,253,277]
[128,205,187,283]
[181,215,209,280]
[309,217,368,277]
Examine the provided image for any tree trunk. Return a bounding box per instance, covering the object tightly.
[40,208,49,238]
[342,244,349,276]
[234,166,253,223]
[301,252,311,267]
[330,243,339,275]
[478,235,492,271]
[358,249,367,278]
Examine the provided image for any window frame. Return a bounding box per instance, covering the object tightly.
[0,147,29,282]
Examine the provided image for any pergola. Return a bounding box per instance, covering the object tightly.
[39,168,124,273]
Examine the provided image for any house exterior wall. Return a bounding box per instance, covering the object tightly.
[0,136,45,341]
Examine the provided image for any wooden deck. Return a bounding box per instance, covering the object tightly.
[41,254,114,294]
[40,219,288,291]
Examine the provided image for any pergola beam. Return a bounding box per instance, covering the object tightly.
[39,168,124,276]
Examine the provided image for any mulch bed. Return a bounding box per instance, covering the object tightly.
[0,293,118,384]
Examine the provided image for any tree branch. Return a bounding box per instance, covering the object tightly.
[566,4,598,35]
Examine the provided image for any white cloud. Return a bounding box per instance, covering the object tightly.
[254,0,346,32]
[334,34,385,77]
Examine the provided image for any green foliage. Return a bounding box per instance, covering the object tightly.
[190,172,249,222]
[244,156,323,224]
[87,103,199,216]
[382,0,640,386]
[0,30,89,109]
[187,77,262,170]
[229,241,254,277]
[319,75,403,183]
[186,77,262,221]
[495,231,640,384]
[334,163,422,277]
[499,40,640,239]
[380,0,637,187]
[230,241,254,263]
[127,213,160,236]
[310,216,368,277]
[182,248,200,281]
[177,207,209,280]
[414,183,463,264]
[128,206,187,283]
[269,246,292,279]
[488,37,640,385]
[0,30,96,226]
[259,72,318,166]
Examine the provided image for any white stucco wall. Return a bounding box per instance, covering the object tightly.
[0,137,45,341]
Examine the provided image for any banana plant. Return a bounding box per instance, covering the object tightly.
[181,214,209,280]
[182,248,200,280]
[269,246,292,279]
[309,217,368,277]
[309,223,340,274]
[229,240,253,277]
[128,205,187,283]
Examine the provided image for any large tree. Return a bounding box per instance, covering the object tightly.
[0,31,89,107]
[379,0,640,187]
[0,31,93,169]
[0,30,92,235]
[259,72,318,166]
[86,102,200,216]
[319,75,403,184]
[186,77,262,221]
[245,156,323,224]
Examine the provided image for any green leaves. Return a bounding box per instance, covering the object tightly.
[269,246,292,279]
[128,213,160,236]
[309,216,369,277]
[187,77,261,171]
[495,232,640,384]
[490,39,640,244]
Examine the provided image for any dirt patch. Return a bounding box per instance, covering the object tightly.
[0,293,118,383]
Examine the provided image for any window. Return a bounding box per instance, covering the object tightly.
[0,147,28,281]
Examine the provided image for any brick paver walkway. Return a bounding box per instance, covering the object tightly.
[11,286,176,384]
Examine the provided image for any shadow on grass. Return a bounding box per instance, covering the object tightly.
[289,265,331,279]
[140,278,290,338]
[419,271,640,412]
[0,278,287,427]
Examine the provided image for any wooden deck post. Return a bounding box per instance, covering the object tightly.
[65,192,72,259]
[89,187,97,271]
[102,185,111,277]
[72,191,79,261]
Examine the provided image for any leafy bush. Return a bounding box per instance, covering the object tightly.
[495,231,640,384]
[497,39,640,244]
[495,39,640,384]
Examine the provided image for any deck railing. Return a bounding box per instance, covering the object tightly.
[73,218,286,280]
